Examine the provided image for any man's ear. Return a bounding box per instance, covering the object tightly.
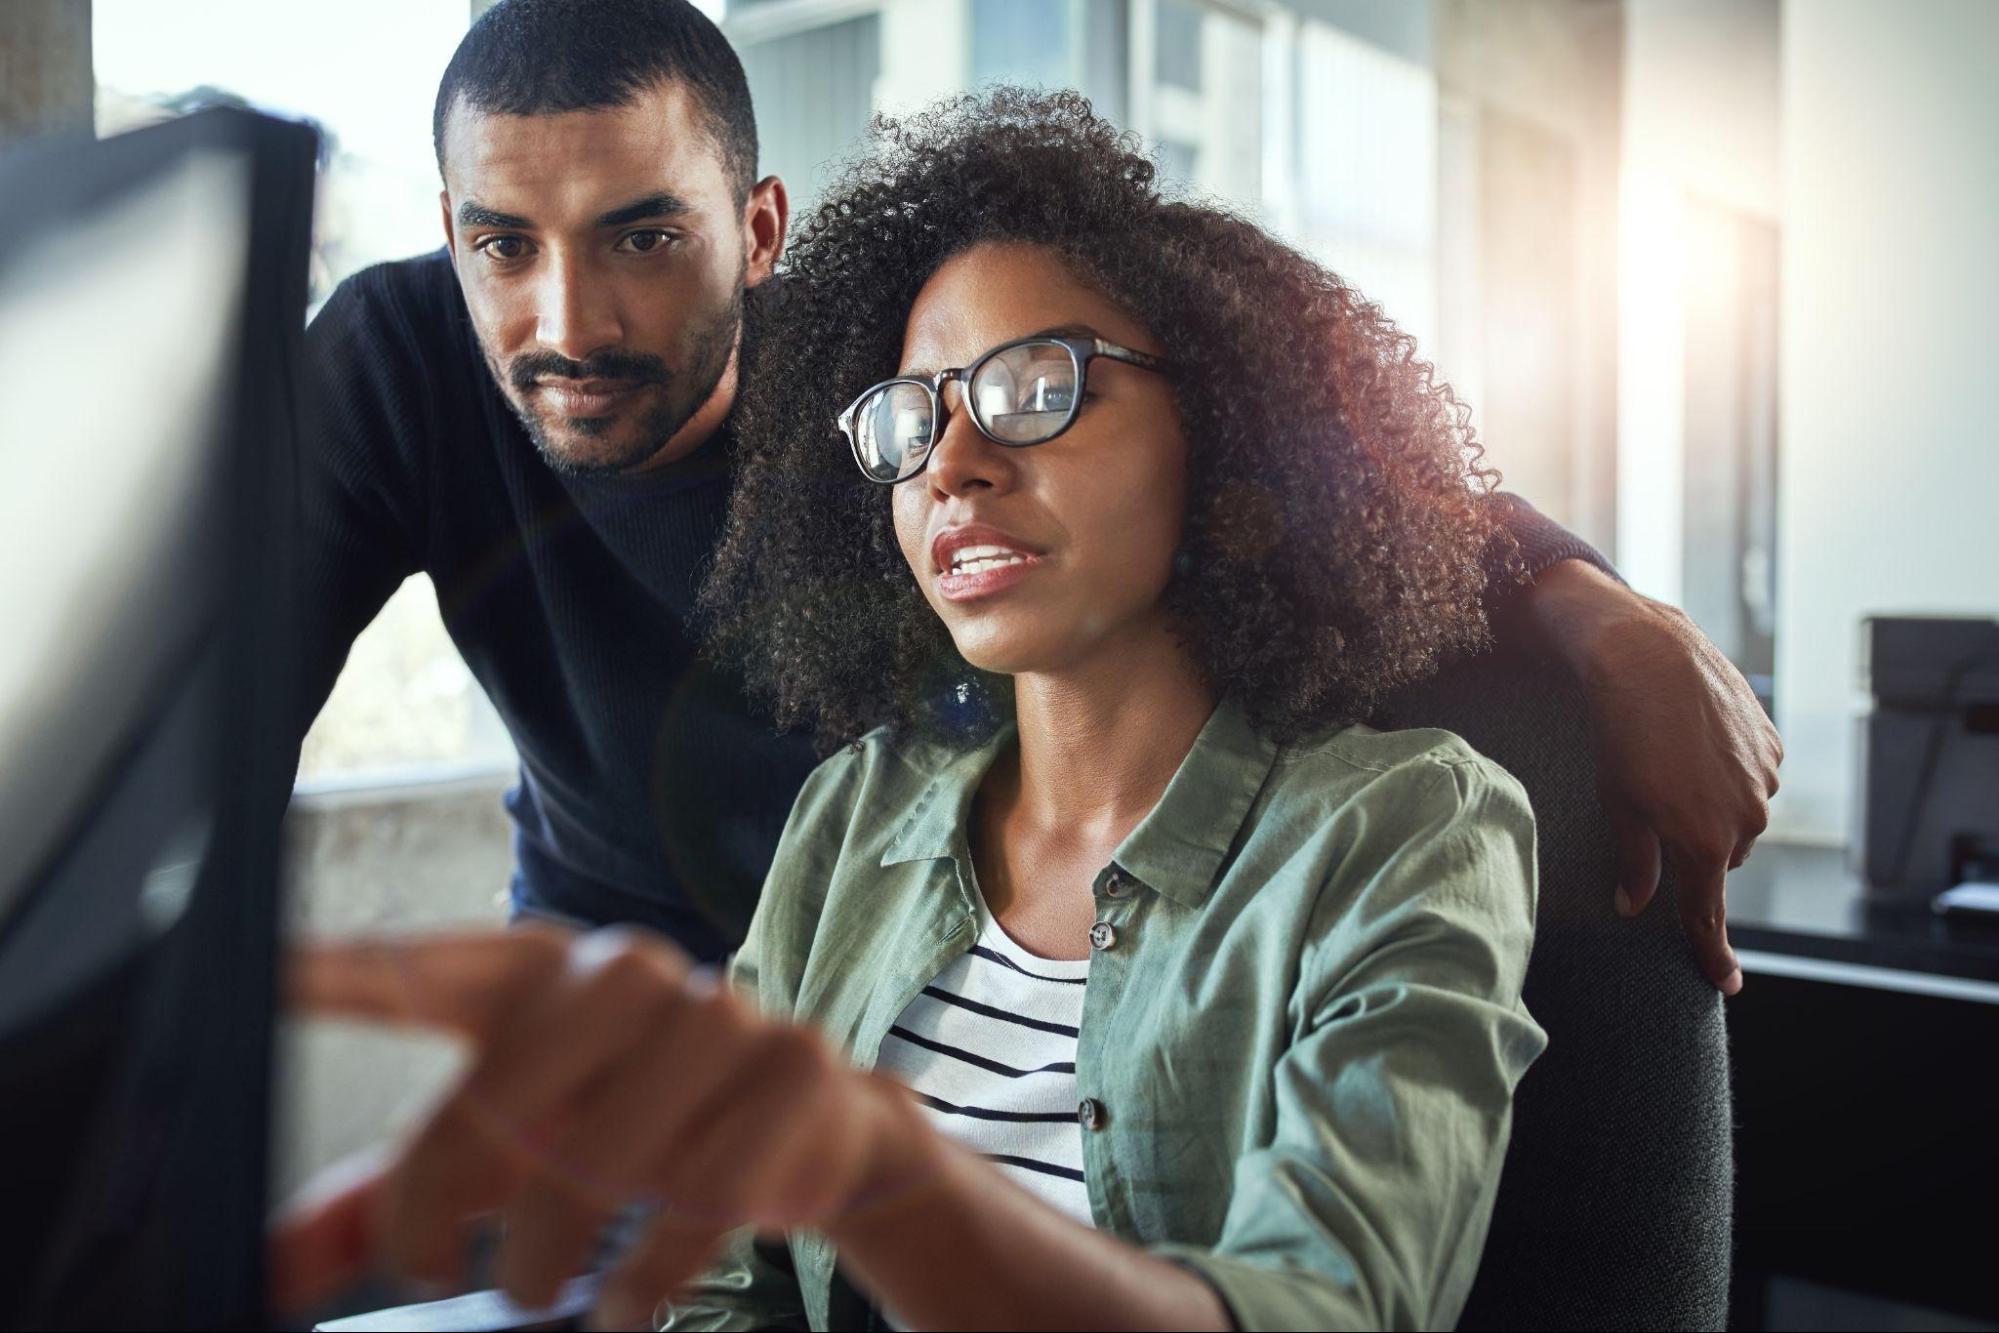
[743,174,789,287]
[439,190,458,271]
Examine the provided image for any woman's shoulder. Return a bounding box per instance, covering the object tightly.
[761,722,1001,910]
[787,723,984,830]
[1269,719,1532,831]
[1250,721,1541,1003]
[737,725,986,1007]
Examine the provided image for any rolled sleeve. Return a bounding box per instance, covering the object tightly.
[1153,761,1547,1331]
[1484,490,1623,600]
[659,1229,809,1332]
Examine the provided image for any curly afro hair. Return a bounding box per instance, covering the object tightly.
[702,88,1510,751]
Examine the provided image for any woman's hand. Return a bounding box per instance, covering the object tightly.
[1521,561,1784,995]
[269,926,933,1328]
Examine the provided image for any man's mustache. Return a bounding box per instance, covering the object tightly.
[509,350,670,395]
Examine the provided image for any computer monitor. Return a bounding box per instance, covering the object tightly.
[0,108,316,1329]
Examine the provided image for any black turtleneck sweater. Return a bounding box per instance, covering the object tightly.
[298,249,1611,961]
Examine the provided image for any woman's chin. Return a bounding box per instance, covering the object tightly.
[948,628,1062,679]
[946,604,1150,680]
[952,646,1036,678]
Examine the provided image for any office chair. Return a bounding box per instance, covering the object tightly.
[1373,648,1734,1332]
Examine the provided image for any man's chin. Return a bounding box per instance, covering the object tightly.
[524,413,669,476]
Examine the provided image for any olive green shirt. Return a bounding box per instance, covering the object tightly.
[663,698,1546,1331]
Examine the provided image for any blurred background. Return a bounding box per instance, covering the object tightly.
[21,0,1983,849]
[3,1,1995,1328]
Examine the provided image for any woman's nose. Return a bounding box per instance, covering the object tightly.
[924,379,1015,497]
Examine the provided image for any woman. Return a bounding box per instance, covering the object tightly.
[278,90,1542,1331]
[678,89,1542,1329]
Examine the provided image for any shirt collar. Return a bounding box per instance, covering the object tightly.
[880,724,1016,868]
[879,697,1281,910]
[1109,697,1280,908]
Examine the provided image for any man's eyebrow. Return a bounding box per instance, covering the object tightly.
[595,192,694,228]
[456,201,533,229]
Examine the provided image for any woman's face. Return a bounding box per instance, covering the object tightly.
[891,242,1188,677]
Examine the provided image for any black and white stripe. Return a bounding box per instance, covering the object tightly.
[875,910,1095,1223]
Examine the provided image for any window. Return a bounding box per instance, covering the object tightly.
[733,0,1262,219]
[971,0,1076,90]
[1129,0,1262,207]
[95,0,516,788]
[737,12,883,212]
[1679,199,1779,703]
[1283,20,1436,351]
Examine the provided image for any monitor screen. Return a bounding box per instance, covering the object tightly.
[0,108,315,1330]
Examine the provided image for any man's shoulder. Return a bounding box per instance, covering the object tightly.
[315,248,465,346]
[305,249,491,448]
[300,248,498,509]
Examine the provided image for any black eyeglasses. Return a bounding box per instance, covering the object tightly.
[835,334,1172,485]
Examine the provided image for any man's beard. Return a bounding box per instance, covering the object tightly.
[496,285,743,476]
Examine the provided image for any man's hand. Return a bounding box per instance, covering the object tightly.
[269,927,934,1329]
[1518,561,1783,995]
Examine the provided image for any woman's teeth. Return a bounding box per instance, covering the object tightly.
[948,545,1030,574]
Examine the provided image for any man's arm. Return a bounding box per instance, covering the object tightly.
[1485,489,1622,593]
[1484,492,1782,995]
[292,269,431,745]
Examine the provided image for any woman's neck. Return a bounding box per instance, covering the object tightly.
[1004,619,1216,848]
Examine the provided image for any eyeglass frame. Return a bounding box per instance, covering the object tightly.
[834,334,1174,486]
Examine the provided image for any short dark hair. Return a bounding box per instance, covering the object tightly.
[433,0,759,199]
[703,89,1509,751]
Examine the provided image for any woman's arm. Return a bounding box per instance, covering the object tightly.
[826,1127,1232,1330]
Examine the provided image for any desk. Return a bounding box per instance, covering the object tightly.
[1725,843,1999,1329]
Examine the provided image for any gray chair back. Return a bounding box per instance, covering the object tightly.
[1374,651,1732,1331]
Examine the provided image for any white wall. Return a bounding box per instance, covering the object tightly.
[1774,0,1999,840]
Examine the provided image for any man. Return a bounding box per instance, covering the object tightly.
[299,0,1779,992]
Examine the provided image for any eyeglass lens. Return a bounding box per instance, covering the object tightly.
[853,341,1084,482]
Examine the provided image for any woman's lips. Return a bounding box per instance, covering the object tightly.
[937,553,1041,602]
[538,379,643,417]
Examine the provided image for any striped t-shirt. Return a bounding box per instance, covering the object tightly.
[873,903,1095,1225]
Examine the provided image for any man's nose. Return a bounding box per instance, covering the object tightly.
[533,251,622,362]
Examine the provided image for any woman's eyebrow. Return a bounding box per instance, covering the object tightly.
[1027,322,1102,340]
[898,323,1107,377]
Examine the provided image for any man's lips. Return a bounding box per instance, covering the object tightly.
[535,379,646,416]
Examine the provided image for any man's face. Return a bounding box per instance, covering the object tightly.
[439,81,783,474]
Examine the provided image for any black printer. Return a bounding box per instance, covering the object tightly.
[1859,616,1999,895]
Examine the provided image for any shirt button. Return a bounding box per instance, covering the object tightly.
[1104,870,1131,898]
[1089,921,1117,951]
[1078,1097,1106,1130]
